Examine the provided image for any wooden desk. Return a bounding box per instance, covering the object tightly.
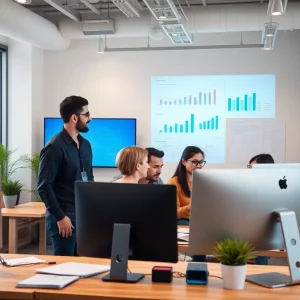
[0,254,298,300]
[178,226,287,258]
[2,202,46,254]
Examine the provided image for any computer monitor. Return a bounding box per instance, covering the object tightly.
[75,181,178,283]
[189,168,300,288]
[252,163,300,169]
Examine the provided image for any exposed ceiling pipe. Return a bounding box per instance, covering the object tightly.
[79,0,101,15]
[0,0,69,51]
[44,0,82,21]
[59,3,300,39]
[104,44,264,51]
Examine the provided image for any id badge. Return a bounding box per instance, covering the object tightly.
[81,171,88,182]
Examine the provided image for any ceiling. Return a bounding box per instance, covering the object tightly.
[19,0,300,20]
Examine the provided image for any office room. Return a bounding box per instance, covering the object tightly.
[0,0,300,298]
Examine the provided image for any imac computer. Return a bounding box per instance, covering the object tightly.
[189,168,300,288]
[75,181,178,283]
[252,163,300,169]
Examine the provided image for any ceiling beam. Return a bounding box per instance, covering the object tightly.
[43,0,82,21]
[79,0,101,15]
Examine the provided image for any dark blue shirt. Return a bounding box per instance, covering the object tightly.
[37,128,94,221]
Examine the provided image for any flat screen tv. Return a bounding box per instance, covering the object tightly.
[44,118,136,168]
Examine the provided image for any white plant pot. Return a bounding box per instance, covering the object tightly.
[3,195,17,208]
[221,264,247,290]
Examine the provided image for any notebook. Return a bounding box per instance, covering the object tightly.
[4,256,46,266]
[16,274,80,289]
[35,262,110,278]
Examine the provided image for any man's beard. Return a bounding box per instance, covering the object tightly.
[76,119,89,133]
[147,174,160,181]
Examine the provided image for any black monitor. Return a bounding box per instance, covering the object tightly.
[75,181,178,283]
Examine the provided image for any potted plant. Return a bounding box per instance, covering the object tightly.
[24,153,41,201]
[0,144,28,206]
[1,180,23,208]
[214,238,256,290]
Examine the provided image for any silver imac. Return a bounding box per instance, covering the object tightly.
[252,163,300,169]
[189,168,300,288]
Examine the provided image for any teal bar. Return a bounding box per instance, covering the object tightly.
[164,125,167,133]
[253,93,256,111]
[211,118,214,129]
[169,126,172,133]
[180,124,183,133]
[185,121,189,133]
[191,114,194,133]
[175,123,178,132]
[207,120,210,130]
[244,94,248,111]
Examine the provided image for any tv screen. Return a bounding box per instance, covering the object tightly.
[44,118,136,168]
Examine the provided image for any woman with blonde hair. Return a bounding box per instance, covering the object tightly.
[114,146,149,184]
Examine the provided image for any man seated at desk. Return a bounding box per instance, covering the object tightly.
[113,147,164,184]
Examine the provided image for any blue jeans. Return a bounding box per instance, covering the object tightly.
[46,212,77,256]
[177,219,206,262]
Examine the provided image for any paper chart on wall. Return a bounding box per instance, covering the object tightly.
[229,119,285,163]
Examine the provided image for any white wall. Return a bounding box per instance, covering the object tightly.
[0,34,7,45]
[41,30,300,183]
[7,39,43,203]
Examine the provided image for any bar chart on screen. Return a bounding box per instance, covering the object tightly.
[225,75,275,118]
[159,114,219,134]
[159,89,217,106]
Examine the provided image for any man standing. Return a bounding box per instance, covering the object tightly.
[37,96,93,256]
[113,147,164,184]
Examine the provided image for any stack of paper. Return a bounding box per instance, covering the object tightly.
[35,262,110,278]
[4,256,46,266]
[16,274,79,289]
[177,228,189,242]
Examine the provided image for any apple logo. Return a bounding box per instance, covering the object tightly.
[279,176,288,189]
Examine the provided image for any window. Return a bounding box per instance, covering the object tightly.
[0,44,7,146]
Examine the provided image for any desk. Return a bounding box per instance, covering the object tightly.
[178,226,287,259]
[2,202,46,254]
[0,254,298,300]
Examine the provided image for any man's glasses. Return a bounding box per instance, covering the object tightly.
[76,112,90,117]
[188,159,206,167]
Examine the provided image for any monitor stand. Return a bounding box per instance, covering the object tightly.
[246,210,300,288]
[102,223,145,283]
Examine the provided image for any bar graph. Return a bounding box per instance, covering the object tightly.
[159,89,217,106]
[160,115,219,133]
[228,93,257,112]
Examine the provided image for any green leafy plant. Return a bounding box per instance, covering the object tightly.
[24,153,41,201]
[0,144,28,182]
[1,180,23,196]
[214,238,256,266]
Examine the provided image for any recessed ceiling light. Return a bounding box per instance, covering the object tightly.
[15,0,32,4]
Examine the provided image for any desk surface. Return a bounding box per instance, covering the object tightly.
[0,254,298,300]
[2,202,46,218]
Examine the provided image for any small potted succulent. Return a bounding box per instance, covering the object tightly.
[1,180,23,208]
[214,238,256,290]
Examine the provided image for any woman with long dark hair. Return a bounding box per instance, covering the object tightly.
[168,146,206,225]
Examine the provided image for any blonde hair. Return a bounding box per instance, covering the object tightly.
[116,146,148,176]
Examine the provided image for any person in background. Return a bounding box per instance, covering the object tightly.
[248,153,275,265]
[248,153,275,168]
[37,96,93,256]
[114,146,149,184]
[168,146,206,225]
[113,147,164,184]
[168,146,206,262]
